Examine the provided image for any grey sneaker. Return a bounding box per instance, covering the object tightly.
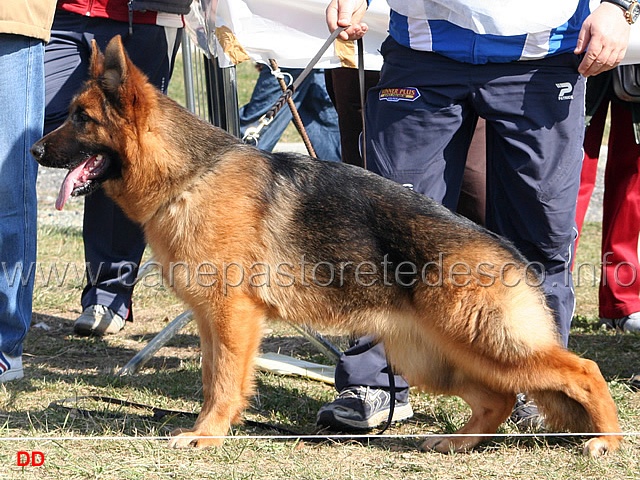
[599,312,640,333]
[0,352,23,382]
[316,386,413,431]
[509,393,545,431]
[74,305,125,336]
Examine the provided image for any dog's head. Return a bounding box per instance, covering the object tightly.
[31,35,155,210]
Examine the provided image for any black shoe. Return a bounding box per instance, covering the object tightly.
[316,386,413,431]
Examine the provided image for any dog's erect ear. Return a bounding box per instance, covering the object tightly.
[89,39,105,79]
[102,35,129,99]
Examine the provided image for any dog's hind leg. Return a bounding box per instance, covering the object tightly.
[421,381,516,453]
[527,347,622,457]
[169,295,266,449]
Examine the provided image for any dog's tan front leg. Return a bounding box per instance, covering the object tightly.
[169,296,265,448]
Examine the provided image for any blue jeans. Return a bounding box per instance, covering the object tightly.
[239,66,341,161]
[0,35,44,356]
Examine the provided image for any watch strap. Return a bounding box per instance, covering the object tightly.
[601,0,639,24]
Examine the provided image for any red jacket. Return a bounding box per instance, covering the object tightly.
[56,0,188,26]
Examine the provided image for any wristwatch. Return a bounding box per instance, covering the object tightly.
[601,0,640,24]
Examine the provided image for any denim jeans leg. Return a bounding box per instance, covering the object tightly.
[239,66,341,160]
[294,70,341,162]
[0,35,43,356]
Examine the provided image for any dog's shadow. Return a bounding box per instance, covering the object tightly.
[12,312,627,454]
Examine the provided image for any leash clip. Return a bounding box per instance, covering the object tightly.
[242,114,274,147]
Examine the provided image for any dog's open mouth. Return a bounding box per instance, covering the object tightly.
[56,154,109,210]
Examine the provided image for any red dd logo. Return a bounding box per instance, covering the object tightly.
[16,451,45,467]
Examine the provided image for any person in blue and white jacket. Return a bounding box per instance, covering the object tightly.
[316,0,630,433]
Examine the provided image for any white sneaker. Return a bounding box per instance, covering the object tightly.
[600,312,640,333]
[0,352,23,382]
[74,305,126,336]
[316,386,413,431]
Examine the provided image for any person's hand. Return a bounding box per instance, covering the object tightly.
[326,0,369,40]
[575,2,631,76]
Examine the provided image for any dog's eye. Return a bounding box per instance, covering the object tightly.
[73,110,93,124]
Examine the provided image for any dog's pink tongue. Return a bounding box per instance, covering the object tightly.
[56,160,90,210]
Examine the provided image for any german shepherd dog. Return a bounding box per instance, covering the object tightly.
[32,36,621,456]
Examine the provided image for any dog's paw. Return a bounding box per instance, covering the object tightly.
[583,436,620,458]
[168,427,224,449]
[420,436,472,454]
[421,436,453,453]
[421,434,487,453]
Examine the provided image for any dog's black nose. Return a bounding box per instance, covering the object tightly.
[31,142,44,161]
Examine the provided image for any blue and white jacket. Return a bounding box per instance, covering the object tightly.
[385,0,594,63]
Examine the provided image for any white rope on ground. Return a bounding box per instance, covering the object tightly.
[0,432,638,442]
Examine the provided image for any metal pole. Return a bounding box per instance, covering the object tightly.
[181,31,196,114]
[204,55,240,137]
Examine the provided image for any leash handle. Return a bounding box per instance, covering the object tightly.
[292,26,347,92]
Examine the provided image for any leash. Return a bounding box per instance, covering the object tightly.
[48,395,401,444]
[49,395,303,436]
[349,38,397,434]
[268,58,317,157]
[242,30,398,435]
[47,395,637,446]
[376,361,397,435]
[242,26,347,146]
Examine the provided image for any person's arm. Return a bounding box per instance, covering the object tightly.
[326,0,369,40]
[576,1,632,76]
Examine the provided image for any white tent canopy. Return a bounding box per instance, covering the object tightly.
[186,0,388,69]
[188,0,640,68]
